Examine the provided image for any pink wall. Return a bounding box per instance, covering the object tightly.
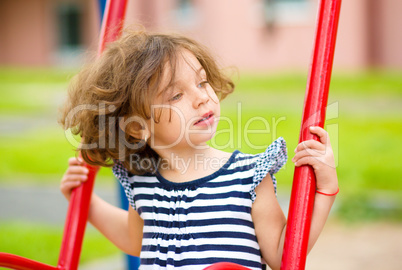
[0,0,99,66]
[0,0,401,70]
[334,0,371,69]
[123,0,401,71]
[123,0,317,70]
[81,0,102,53]
[334,0,402,69]
[371,0,402,68]
[0,0,53,66]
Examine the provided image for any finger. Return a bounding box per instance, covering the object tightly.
[60,180,82,200]
[68,157,84,166]
[309,126,330,145]
[293,147,325,159]
[67,166,89,175]
[60,180,82,194]
[295,139,324,153]
[293,155,320,167]
[62,174,88,184]
[292,149,325,165]
[293,156,313,167]
[61,179,82,189]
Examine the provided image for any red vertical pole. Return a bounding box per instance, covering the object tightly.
[280,0,341,269]
[98,0,128,54]
[57,1,128,270]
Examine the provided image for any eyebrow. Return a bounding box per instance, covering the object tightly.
[156,66,206,98]
[156,81,177,99]
[196,66,206,75]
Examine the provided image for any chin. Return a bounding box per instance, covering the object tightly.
[187,132,216,146]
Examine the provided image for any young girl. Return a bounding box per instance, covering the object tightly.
[60,29,338,270]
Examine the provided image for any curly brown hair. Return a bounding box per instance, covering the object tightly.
[59,29,235,175]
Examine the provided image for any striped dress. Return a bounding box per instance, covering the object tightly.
[113,137,287,270]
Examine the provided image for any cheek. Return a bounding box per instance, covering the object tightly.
[151,108,186,139]
[215,102,221,116]
[208,88,220,104]
[150,121,183,147]
[163,107,188,126]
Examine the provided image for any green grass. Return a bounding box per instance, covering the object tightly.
[0,221,120,267]
[0,67,75,114]
[0,67,76,84]
[0,127,115,183]
[1,67,401,192]
[235,69,402,95]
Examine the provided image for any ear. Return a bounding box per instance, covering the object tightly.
[119,115,150,141]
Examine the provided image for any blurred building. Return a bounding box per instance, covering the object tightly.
[1,0,401,71]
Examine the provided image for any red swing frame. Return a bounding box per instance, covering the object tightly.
[0,0,341,269]
[281,1,342,269]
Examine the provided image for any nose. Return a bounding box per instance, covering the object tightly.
[192,87,210,108]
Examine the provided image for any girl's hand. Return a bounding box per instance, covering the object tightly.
[60,157,89,201]
[292,126,338,194]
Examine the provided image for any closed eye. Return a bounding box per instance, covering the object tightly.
[170,93,183,101]
[198,81,209,88]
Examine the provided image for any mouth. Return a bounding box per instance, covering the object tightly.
[194,111,214,126]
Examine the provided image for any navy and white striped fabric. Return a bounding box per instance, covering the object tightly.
[113,137,287,270]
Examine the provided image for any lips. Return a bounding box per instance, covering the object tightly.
[194,111,214,126]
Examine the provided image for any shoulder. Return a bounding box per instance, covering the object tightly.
[248,137,288,201]
[112,161,158,210]
[228,137,287,170]
[253,137,287,177]
[228,150,259,169]
[112,161,156,179]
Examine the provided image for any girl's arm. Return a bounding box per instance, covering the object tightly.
[60,158,143,256]
[88,194,143,256]
[252,174,286,270]
[252,126,338,270]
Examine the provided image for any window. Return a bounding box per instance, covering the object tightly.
[58,4,82,49]
[56,3,83,65]
[264,0,311,25]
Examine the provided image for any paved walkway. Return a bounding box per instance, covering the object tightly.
[80,255,125,270]
[1,184,401,270]
[0,183,124,269]
[0,183,118,225]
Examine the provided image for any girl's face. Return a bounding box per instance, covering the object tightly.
[147,49,221,151]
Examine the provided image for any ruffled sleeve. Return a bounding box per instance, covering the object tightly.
[112,161,136,210]
[250,137,287,202]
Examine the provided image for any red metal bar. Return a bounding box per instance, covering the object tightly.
[98,0,128,54]
[203,262,251,270]
[0,253,58,270]
[280,1,342,269]
[57,1,128,269]
[56,165,98,270]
